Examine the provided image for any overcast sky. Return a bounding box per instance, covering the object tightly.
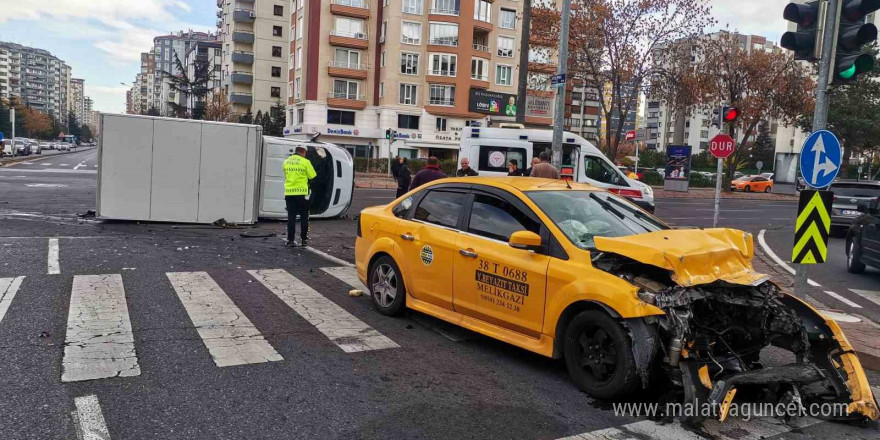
[0,0,790,114]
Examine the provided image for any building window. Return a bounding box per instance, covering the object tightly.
[335,17,365,38]
[471,58,489,81]
[400,53,419,75]
[294,77,301,99]
[528,72,551,91]
[297,17,303,39]
[399,83,417,105]
[274,4,283,16]
[272,46,282,57]
[436,117,447,132]
[297,108,304,122]
[429,85,455,106]
[429,53,457,76]
[271,86,281,98]
[402,0,423,15]
[499,9,516,29]
[272,66,282,77]
[529,46,552,64]
[495,64,512,86]
[474,0,491,22]
[298,0,303,10]
[398,114,420,129]
[332,79,360,99]
[379,82,384,97]
[700,130,709,138]
[497,36,515,58]
[296,47,302,68]
[273,26,283,37]
[402,21,422,45]
[432,0,460,14]
[429,22,459,46]
[381,51,386,67]
[327,109,355,125]
[334,48,360,68]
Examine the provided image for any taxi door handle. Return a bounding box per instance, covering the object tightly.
[459,249,478,258]
[400,233,415,241]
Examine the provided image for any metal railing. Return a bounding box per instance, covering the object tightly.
[329,61,367,70]
[328,91,365,100]
[428,69,457,77]
[428,97,455,106]
[471,74,489,82]
[430,8,460,15]
[332,0,369,7]
[472,43,489,52]
[330,30,369,39]
[429,38,458,47]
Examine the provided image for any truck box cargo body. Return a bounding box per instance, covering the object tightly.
[97,114,354,224]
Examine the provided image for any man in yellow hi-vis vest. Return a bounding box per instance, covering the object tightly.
[283,146,317,247]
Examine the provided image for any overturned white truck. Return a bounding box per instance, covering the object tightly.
[96,114,353,224]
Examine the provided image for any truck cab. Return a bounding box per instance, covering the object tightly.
[458,127,654,212]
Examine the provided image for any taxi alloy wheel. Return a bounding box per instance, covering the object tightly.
[564,310,639,400]
[744,185,751,192]
[847,240,866,274]
[369,256,406,316]
[764,186,771,193]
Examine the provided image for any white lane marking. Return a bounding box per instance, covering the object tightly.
[74,395,111,440]
[73,161,86,170]
[60,163,69,166]
[850,289,880,307]
[20,162,34,165]
[166,271,283,367]
[303,246,354,267]
[249,269,399,352]
[321,266,368,292]
[819,310,861,323]
[41,163,52,166]
[0,277,25,325]
[48,238,60,275]
[555,417,822,440]
[0,168,97,174]
[823,290,863,308]
[757,230,821,287]
[62,275,140,382]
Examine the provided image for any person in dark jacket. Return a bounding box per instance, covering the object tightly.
[391,156,401,180]
[507,159,523,176]
[396,157,411,198]
[409,156,447,190]
[456,157,479,177]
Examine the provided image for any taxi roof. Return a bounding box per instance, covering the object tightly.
[439,176,602,192]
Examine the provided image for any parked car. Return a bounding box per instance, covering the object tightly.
[40,141,51,151]
[733,171,745,179]
[14,140,29,156]
[761,172,774,181]
[1,139,13,157]
[831,180,880,234]
[58,142,72,151]
[731,175,773,192]
[846,196,880,273]
[29,142,42,155]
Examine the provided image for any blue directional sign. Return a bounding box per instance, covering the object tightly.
[551,73,566,87]
[0,132,3,142]
[799,130,842,189]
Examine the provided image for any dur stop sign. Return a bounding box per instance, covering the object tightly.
[709,134,736,159]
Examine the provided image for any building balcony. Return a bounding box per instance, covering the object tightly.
[217,0,223,7]
[327,61,369,79]
[425,71,457,84]
[233,9,256,23]
[231,71,254,84]
[232,30,255,43]
[330,0,370,19]
[327,91,366,110]
[229,92,253,105]
[430,8,460,16]
[472,43,490,54]
[470,76,490,89]
[473,17,493,32]
[329,30,369,49]
[231,50,254,64]
[217,9,222,18]
[428,38,459,48]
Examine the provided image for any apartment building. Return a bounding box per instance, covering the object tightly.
[153,31,217,116]
[184,40,224,116]
[70,78,85,123]
[217,0,289,116]
[83,96,94,129]
[0,42,73,125]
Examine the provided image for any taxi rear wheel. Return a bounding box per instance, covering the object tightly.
[369,256,406,316]
[564,310,639,400]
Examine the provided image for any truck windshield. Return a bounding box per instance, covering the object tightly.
[527,190,668,249]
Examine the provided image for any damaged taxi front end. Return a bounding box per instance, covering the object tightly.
[592,228,879,422]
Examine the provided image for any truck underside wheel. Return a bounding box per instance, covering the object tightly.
[564,310,640,399]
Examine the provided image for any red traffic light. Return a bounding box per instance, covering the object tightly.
[722,107,739,122]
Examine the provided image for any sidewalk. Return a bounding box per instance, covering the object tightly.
[355,173,396,189]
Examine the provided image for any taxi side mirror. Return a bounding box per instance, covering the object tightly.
[509,230,542,251]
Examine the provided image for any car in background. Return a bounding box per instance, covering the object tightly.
[29,142,42,155]
[40,141,52,151]
[58,142,72,151]
[14,139,29,156]
[731,175,773,192]
[1,139,13,157]
[846,196,880,273]
[831,180,880,234]
[734,171,745,179]
[761,172,774,181]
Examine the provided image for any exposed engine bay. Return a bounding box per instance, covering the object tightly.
[594,251,879,422]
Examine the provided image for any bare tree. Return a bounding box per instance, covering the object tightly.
[204,90,232,122]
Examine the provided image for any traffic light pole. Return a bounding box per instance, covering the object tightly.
[713,103,725,228]
[551,0,572,169]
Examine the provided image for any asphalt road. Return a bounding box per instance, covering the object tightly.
[0,173,877,440]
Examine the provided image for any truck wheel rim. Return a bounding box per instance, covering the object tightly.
[372,264,397,308]
[577,326,616,383]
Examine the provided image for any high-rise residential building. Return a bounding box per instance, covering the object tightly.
[284,0,534,160]
[598,81,638,145]
[83,96,94,128]
[126,89,133,114]
[70,78,85,124]
[184,40,223,117]
[218,0,289,117]
[0,41,73,125]
[152,30,217,116]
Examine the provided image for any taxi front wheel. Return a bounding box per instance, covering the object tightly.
[368,256,407,316]
[564,310,640,400]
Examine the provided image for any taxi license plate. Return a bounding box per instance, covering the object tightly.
[841,210,859,216]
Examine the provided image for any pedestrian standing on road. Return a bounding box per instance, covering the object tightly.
[525,157,541,176]
[391,155,401,180]
[409,156,447,190]
[456,158,479,177]
[529,151,559,179]
[283,146,317,247]
[396,157,411,198]
[507,159,523,176]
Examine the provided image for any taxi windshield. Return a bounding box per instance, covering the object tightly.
[527,190,668,249]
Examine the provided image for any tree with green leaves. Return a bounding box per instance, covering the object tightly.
[80,125,93,143]
[237,110,254,124]
[748,121,775,171]
[160,51,213,120]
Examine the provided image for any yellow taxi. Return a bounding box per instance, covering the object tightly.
[355,177,877,420]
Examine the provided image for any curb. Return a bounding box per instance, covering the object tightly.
[0,147,96,167]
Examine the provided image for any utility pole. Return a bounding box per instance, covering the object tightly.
[551,0,572,169]
[10,107,14,157]
[515,0,532,124]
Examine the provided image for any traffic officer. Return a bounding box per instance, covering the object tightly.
[283,146,317,247]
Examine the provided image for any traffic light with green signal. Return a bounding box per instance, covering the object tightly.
[385,129,392,140]
[781,1,822,61]
[832,0,880,84]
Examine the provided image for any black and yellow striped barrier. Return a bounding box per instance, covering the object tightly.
[792,190,833,264]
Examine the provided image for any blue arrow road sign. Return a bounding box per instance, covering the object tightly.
[0,132,4,142]
[799,130,842,189]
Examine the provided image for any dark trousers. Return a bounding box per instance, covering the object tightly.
[285,195,310,242]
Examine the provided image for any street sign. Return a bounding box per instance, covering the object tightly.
[792,190,833,264]
[0,132,3,142]
[709,134,735,159]
[756,160,764,172]
[625,130,636,141]
[799,130,841,189]
[551,74,566,87]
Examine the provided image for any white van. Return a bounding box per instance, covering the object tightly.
[459,127,655,212]
[258,136,354,219]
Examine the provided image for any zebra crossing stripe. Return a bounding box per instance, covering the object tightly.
[73,395,111,440]
[849,289,880,307]
[167,271,283,367]
[0,277,25,325]
[321,266,368,292]
[555,416,823,440]
[62,275,140,382]
[248,269,399,353]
